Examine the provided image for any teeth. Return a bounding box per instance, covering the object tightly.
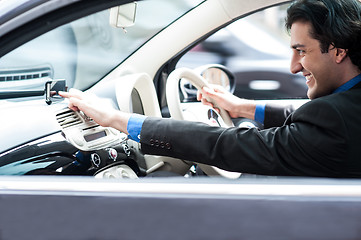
[305,75,312,80]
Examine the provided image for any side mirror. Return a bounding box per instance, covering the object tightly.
[109,2,137,28]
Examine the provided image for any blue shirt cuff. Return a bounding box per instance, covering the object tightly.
[127,114,147,142]
[254,103,266,124]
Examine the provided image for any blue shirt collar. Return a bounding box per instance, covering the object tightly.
[333,73,361,93]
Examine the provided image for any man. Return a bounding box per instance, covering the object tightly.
[60,0,361,177]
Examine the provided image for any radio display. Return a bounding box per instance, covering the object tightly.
[84,130,107,142]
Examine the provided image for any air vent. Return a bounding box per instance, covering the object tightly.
[55,108,121,151]
[56,109,82,128]
[0,66,53,82]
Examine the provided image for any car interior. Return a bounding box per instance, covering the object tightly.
[2,2,361,239]
[0,0,309,179]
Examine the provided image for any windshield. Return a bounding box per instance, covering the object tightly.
[0,0,203,96]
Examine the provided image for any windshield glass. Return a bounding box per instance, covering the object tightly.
[0,0,203,97]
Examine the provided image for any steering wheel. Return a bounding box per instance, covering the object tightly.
[166,67,241,179]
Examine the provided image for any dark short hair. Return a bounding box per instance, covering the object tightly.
[286,0,361,71]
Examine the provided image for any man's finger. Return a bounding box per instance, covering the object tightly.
[68,88,86,100]
[58,91,70,98]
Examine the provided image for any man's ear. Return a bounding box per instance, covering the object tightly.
[335,48,348,63]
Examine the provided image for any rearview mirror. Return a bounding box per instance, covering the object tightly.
[109,2,137,28]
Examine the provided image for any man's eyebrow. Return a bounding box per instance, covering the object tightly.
[291,44,306,49]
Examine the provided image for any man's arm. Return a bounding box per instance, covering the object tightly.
[198,86,294,128]
[264,104,295,128]
[139,99,347,177]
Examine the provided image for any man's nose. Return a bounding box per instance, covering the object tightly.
[290,53,303,74]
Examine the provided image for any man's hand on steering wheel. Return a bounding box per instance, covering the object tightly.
[197,85,257,120]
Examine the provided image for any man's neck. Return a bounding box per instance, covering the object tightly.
[336,59,361,88]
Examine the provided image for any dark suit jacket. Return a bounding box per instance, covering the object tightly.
[140,82,361,178]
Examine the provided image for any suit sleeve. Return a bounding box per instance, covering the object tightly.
[263,104,295,128]
[139,99,347,177]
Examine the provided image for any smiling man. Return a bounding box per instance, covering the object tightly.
[288,10,360,101]
[290,22,351,99]
[61,0,361,178]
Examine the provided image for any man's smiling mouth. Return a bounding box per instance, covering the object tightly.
[304,73,313,84]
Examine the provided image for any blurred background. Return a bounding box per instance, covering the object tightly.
[178,3,307,100]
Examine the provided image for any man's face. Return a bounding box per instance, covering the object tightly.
[290,21,340,99]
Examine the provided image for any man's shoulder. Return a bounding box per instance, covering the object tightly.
[298,87,361,110]
[291,89,361,123]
